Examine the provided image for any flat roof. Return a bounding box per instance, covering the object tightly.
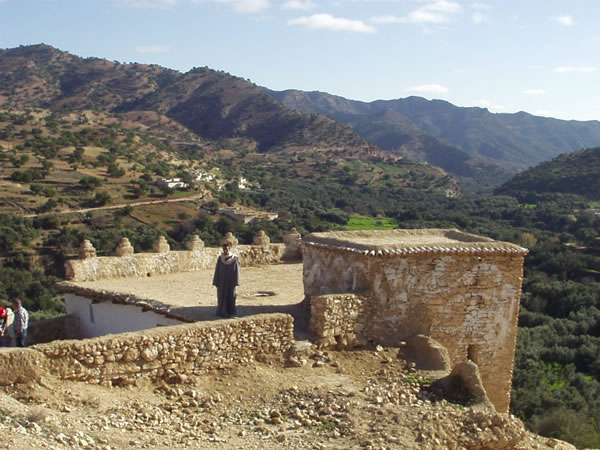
[57,262,305,327]
[303,229,528,255]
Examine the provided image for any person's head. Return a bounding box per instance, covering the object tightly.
[12,298,22,309]
[222,242,231,255]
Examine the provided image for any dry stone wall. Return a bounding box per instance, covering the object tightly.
[303,231,527,414]
[0,314,293,386]
[309,293,373,349]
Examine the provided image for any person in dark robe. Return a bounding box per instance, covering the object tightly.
[212,242,240,317]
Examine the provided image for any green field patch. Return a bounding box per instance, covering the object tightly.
[345,215,398,230]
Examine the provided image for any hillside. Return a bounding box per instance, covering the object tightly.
[495,146,600,200]
[0,44,367,153]
[0,44,459,217]
[265,89,600,185]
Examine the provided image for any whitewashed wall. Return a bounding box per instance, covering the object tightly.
[65,294,182,338]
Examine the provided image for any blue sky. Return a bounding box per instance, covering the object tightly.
[1,0,599,121]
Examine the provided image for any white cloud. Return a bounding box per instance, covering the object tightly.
[215,0,270,13]
[191,0,269,13]
[407,0,462,24]
[282,0,316,11]
[554,15,573,26]
[370,0,462,25]
[407,84,449,94]
[523,89,546,95]
[116,0,176,8]
[135,45,170,53]
[472,11,487,23]
[553,66,596,73]
[288,14,375,32]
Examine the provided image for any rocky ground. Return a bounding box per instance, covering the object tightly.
[0,345,574,450]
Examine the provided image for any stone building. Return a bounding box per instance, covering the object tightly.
[303,229,528,413]
[5,227,527,414]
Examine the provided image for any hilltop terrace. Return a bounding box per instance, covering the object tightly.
[59,261,305,328]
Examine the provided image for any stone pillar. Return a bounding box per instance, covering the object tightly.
[115,237,134,256]
[79,240,96,259]
[253,230,270,247]
[185,235,205,252]
[153,236,170,253]
[222,232,238,247]
[283,227,302,260]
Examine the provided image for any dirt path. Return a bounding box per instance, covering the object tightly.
[21,193,206,218]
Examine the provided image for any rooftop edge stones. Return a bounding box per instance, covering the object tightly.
[302,228,528,257]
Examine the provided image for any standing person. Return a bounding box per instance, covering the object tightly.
[12,298,28,347]
[0,306,7,347]
[212,241,240,318]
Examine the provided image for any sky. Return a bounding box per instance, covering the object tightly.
[1,0,600,121]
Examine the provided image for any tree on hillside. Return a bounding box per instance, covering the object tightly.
[68,146,84,170]
[10,154,29,167]
[107,162,125,178]
[94,191,111,206]
[79,176,103,191]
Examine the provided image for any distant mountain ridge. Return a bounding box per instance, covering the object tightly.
[264,89,600,184]
[5,43,600,196]
[0,44,460,209]
[0,44,371,154]
[495,146,600,201]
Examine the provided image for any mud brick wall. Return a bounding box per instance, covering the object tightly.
[0,314,293,386]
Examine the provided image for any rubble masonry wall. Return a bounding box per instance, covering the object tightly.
[304,245,525,413]
[0,314,293,386]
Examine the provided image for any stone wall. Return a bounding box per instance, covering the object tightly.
[303,234,527,414]
[65,244,286,282]
[309,293,373,349]
[0,314,293,386]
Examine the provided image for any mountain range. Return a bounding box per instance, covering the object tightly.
[0,44,368,154]
[265,89,600,189]
[2,43,600,195]
[0,44,458,217]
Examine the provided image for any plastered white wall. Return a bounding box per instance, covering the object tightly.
[65,294,182,338]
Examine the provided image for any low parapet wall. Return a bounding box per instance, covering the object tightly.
[65,244,286,282]
[0,313,294,386]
